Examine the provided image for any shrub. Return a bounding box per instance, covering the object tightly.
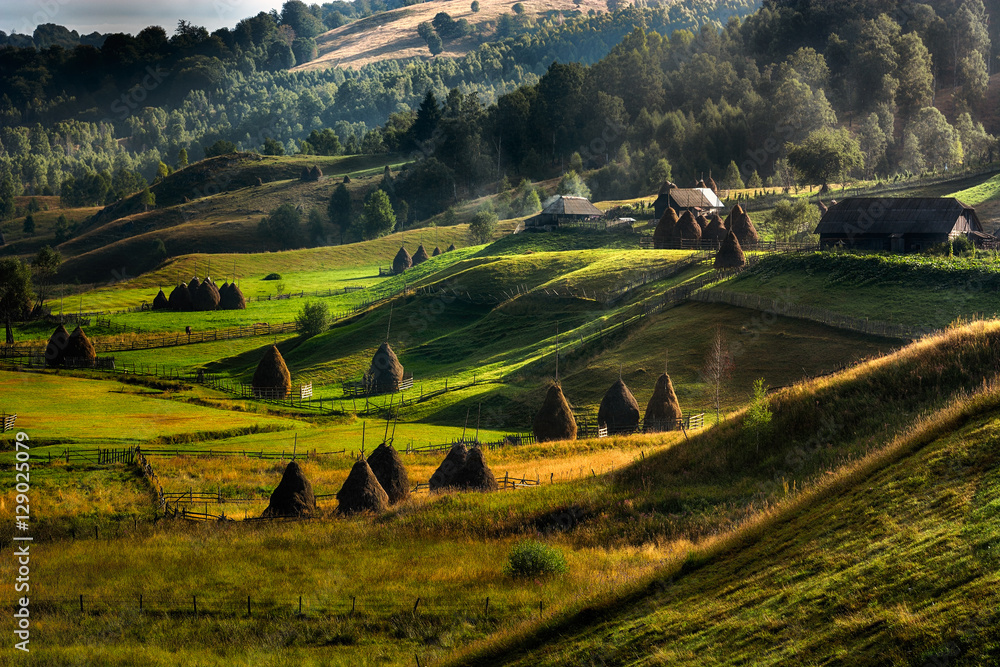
[503,540,568,578]
[263,272,282,280]
[296,301,330,337]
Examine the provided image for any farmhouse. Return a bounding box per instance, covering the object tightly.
[525,195,603,228]
[814,198,994,252]
[652,183,726,220]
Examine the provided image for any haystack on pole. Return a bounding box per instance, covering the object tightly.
[533,383,577,442]
[336,459,389,514]
[704,212,727,242]
[251,344,292,399]
[220,282,247,310]
[643,372,682,432]
[367,442,410,504]
[432,246,442,257]
[674,210,703,242]
[695,213,710,231]
[366,342,404,394]
[730,203,760,247]
[261,461,316,517]
[453,447,498,491]
[429,443,468,491]
[393,247,412,274]
[412,244,430,265]
[300,167,311,182]
[597,378,641,434]
[309,165,323,181]
[652,207,679,249]
[188,276,201,294]
[707,173,718,194]
[714,231,746,269]
[152,289,169,310]
[64,326,97,367]
[45,324,69,367]
[168,283,192,311]
[193,279,221,311]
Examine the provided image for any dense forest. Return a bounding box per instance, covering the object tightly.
[0,0,758,208]
[380,0,999,214]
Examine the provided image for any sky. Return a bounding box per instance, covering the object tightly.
[1,0,286,37]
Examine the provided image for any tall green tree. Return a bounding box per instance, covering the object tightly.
[910,107,963,170]
[328,183,352,244]
[894,32,934,118]
[258,203,303,249]
[786,128,863,188]
[0,257,34,344]
[360,190,396,240]
[31,245,61,309]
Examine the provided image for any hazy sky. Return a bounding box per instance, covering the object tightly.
[1,0,287,36]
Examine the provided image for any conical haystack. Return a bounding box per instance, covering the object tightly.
[453,447,498,491]
[220,282,247,310]
[251,345,292,399]
[261,461,316,517]
[367,443,410,504]
[597,379,640,434]
[432,246,441,256]
[188,276,201,293]
[343,175,351,183]
[446,243,456,252]
[336,459,389,514]
[366,342,404,394]
[393,247,412,274]
[45,324,69,367]
[152,289,169,310]
[706,175,718,193]
[64,326,96,366]
[652,207,679,249]
[309,165,323,181]
[168,283,192,311]
[704,212,727,241]
[730,204,760,246]
[412,244,430,265]
[675,210,702,241]
[695,213,709,231]
[193,279,221,311]
[533,383,577,443]
[300,167,311,182]
[429,443,468,491]
[714,230,746,269]
[643,373,682,432]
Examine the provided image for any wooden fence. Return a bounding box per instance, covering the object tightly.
[342,374,414,398]
[640,238,819,252]
[1,413,16,432]
[403,433,536,454]
[689,289,925,340]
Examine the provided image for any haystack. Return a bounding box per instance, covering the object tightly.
[365,342,404,394]
[254,177,263,187]
[63,326,96,366]
[188,276,201,293]
[168,283,192,311]
[251,345,292,399]
[533,383,577,443]
[45,324,69,367]
[597,379,640,434]
[412,244,430,265]
[300,167,311,182]
[336,459,389,514]
[309,165,323,181]
[152,289,169,310]
[453,447,498,492]
[432,246,441,257]
[730,204,760,246]
[704,212,727,241]
[643,373,682,432]
[446,243,456,252]
[193,279,221,311]
[652,207,679,249]
[220,282,246,310]
[261,461,316,517]
[343,175,351,183]
[429,443,467,491]
[367,442,410,504]
[695,213,709,231]
[674,210,702,241]
[392,246,412,274]
[714,230,746,269]
[706,175,718,193]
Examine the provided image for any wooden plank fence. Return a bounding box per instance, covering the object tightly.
[689,289,925,340]
[404,433,536,454]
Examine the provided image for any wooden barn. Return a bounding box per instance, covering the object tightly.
[652,184,725,220]
[525,195,603,228]
[814,198,994,252]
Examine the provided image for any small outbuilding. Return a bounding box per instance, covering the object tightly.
[814,198,994,252]
[525,196,603,229]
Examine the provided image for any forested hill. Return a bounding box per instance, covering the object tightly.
[374,0,999,213]
[0,0,757,204]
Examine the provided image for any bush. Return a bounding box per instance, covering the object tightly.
[296,301,330,337]
[469,208,498,244]
[263,273,282,280]
[503,540,568,578]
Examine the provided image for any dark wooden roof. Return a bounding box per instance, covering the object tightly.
[540,195,603,217]
[814,198,983,235]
